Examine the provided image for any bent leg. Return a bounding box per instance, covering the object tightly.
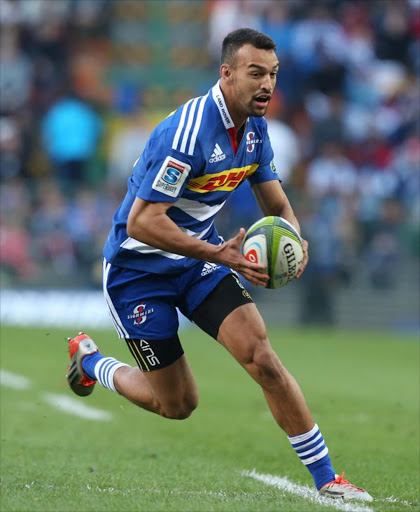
[114,354,199,420]
[217,302,313,436]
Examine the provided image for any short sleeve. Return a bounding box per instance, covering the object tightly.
[248,130,281,185]
[136,129,203,202]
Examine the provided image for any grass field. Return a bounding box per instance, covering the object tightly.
[0,325,419,512]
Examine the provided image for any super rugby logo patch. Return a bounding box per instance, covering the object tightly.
[152,156,191,197]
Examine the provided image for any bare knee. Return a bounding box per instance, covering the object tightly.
[160,393,199,420]
[218,304,289,390]
[253,344,285,383]
[240,337,288,389]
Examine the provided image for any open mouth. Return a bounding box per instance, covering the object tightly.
[253,95,271,107]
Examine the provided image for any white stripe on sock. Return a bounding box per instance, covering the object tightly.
[292,432,322,451]
[297,439,326,458]
[94,357,129,393]
[288,423,318,445]
[288,424,330,466]
[301,446,329,466]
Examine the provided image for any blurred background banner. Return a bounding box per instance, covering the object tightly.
[0,0,419,333]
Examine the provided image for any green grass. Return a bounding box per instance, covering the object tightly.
[0,325,419,511]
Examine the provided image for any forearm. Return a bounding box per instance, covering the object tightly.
[127,208,219,262]
[275,202,301,235]
[127,197,269,285]
[252,181,301,235]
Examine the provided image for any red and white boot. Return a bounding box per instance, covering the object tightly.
[66,332,98,397]
[319,473,373,501]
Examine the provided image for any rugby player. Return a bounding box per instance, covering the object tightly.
[66,28,372,501]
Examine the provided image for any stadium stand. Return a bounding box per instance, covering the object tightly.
[0,0,419,331]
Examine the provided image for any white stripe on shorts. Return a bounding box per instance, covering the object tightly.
[102,259,129,338]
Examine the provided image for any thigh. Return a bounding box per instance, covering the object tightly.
[103,260,179,340]
[187,272,254,339]
[114,354,198,416]
[126,334,184,372]
[217,302,270,365]
[141,354,198,403]
[179,261,239,321]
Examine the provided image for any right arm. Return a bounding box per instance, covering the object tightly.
[127,197,269,287]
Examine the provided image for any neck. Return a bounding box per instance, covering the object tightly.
[219,81,247,130]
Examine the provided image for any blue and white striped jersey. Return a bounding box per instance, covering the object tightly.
[103,81,280,274]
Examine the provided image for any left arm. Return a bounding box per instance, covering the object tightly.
[252,180,308,278]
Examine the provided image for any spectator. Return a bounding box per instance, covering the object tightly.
[107,113,150,189]
[364,199,403,289]
[0,116,22,180]
[375,2,413,66]
[265,92,300,185]
[0,0,418,298]
[0,25,32,114]
[41,87,102,195]
[291,5,348,78]
[207,0,267,62]
[299,199,342,325]
[0,176,37,280]
[30,180,76,275]
[0,214,38,281]
[306,141,358,198]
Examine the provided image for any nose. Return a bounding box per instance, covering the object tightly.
[261,74,273,93]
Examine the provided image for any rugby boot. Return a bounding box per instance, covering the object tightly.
[66,332,98,396]
[319,473,373,501]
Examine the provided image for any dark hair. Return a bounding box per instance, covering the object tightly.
[221,28,277,66]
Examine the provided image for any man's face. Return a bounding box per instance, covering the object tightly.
[227,44,279,119]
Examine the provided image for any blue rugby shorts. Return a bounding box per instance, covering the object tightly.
[102,258,233,340]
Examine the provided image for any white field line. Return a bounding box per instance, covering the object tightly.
[243,470,374,512]
[43,393,112,421]
[0,369,31,389]
[376,497,417,507]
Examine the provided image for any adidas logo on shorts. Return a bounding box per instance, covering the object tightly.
[201,262,221,276]
[209,143,226,163]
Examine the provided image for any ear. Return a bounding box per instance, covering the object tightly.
[220,64,233,82]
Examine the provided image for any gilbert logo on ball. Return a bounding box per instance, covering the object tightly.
[242,216,303,289]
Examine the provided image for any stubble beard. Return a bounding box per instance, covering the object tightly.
[246,101,268,118]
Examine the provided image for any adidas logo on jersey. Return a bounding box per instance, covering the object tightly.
[209,143,226,163]
[201,262,221,276]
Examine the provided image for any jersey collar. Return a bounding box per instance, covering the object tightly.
[211,81,235,130]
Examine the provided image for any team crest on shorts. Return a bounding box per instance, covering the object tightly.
[127,303,154,325]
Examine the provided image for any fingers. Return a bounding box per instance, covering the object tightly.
[241,270,269,287]
[239,263,269,287]
[233,227,246,247]
[222,229,269,285]
[295,239,309,279]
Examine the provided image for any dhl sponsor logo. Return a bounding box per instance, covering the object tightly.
[187,164,259,193]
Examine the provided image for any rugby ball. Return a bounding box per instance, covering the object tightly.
[242,216,304,289]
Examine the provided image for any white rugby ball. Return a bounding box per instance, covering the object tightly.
[241,216,304,289]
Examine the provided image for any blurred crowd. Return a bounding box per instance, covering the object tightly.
[1,0,419,309]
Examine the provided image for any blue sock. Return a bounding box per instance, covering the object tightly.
[306,453,336,489]
[82,352,103,380]
[288,424,336,490]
